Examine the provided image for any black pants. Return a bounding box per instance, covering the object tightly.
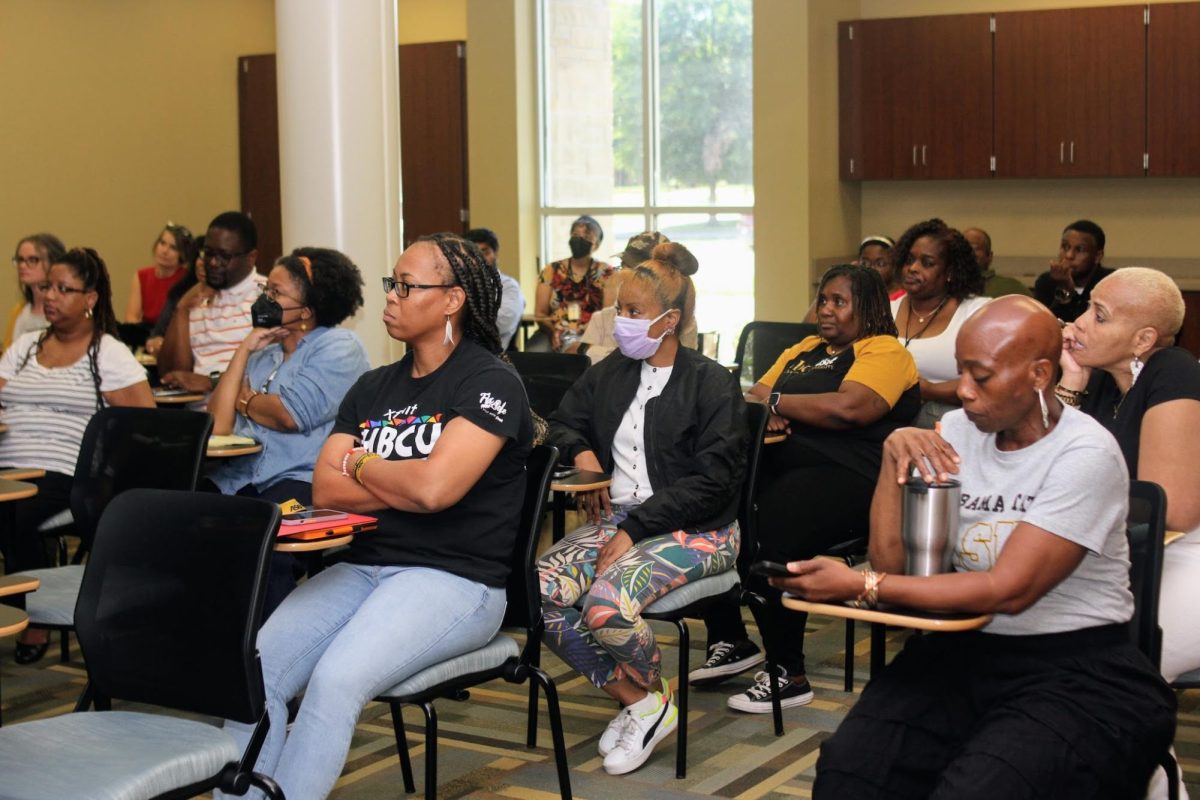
[198,477,313,620]
[0,470,73,574]
[815,624,1177,800]
[704,442,875,674]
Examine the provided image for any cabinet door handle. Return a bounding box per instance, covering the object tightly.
[922,145,927,166]
[1070,141,1075,164]
[913,145,917,166]
[1060,141,1065,164]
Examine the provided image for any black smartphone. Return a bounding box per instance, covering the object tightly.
[749,560,793,578]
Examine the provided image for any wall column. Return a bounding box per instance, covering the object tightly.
[275,0,403,366]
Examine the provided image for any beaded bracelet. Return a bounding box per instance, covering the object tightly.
[341,447,365,477]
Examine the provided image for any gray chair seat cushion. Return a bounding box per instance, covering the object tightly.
[0,711,239,800]
[378,634,519,699]
[1174,667,1200,686]
[36,508,74,533]
[21,565,85,626]
[644,569,738,615]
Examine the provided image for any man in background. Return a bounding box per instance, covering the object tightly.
[1033,220,1113,322]
[964,227,1031,299]
[465,227,524,350]
[158,211,265,391]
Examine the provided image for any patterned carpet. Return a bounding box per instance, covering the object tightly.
[3,610,1197,799]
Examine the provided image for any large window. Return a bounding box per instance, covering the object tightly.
[539,0,753,361]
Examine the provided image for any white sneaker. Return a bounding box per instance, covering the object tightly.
[601,683,679,775]
[598,708,632,757]
[726,668,814,713]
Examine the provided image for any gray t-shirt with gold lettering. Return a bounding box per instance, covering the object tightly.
[940,406,1133,635]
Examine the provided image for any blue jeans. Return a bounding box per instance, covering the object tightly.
[217,562,506,800]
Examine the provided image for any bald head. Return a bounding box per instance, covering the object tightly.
[963,228,993,272]
[960,295,1061,366]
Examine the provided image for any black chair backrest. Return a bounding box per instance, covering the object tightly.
[733,321,818,390]
[74,490,280,723]
[1127,479,1167,667]
[736,402,770,577]
[503,444,558,631]
[70,407,213,553]
[507,352,591,418]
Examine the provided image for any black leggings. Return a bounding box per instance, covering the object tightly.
[705,452,875,675]
[0,470,73,574]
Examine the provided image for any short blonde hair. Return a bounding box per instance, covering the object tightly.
[1101,267,1186,340]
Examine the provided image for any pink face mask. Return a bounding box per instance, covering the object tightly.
[612,309,675,361]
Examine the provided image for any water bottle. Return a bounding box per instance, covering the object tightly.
[901,478,960,577]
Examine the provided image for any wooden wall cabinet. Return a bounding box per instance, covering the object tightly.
[841,2,1200,180]
[994,5,1145,178]
[839,14,991,180]
[1148,2,1200,176]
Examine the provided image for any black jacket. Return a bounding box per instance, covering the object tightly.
[549,346,748,543]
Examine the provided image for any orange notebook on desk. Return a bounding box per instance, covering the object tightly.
[276,512,379,541]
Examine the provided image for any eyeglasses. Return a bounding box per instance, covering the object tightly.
[12,256,44,268]
[200,247,249,265]
[37,282,87,296]
[261,286,302,304]
[857,257,890,270]
[381,276,456,298]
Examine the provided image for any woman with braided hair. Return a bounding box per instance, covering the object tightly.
[215,233,533,800]
[0,247,153,662]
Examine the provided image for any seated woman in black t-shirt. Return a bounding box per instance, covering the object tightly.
[215,234,533,800]
[1059,267,1200,692]
[694,265,921,714]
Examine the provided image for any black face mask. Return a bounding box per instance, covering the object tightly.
[568,235,593,259]
[251,295,284,328]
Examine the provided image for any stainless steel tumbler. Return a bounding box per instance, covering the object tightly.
[901,478,960,576]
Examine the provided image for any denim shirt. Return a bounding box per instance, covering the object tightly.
[208,326,370,494]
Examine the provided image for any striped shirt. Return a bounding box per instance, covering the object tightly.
[0,332,148,476]
[189,270,266,375]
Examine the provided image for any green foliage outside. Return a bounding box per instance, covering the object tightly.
[612,0,753,202]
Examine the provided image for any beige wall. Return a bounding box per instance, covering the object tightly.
[753,0,862,320]
[465,0,540,300]
[0,0,275,317]
[854,0,1200,262]
[398,0,466,44]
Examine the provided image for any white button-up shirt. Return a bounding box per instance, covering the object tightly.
[609,362,673,506]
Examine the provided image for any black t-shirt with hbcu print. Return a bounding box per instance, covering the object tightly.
[332,339,533,587]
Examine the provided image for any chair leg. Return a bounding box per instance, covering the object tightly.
[744,591,784,736]
[59,629,70,663]
[1162,750,1180,800]
[530,666,573,800]
[869,622,885,678]
[390,701,416,794]
[527,645,541,748]
[247,772,286,800]
[674,620,689,779]
[843,618,855,692]
[421,702,438,800]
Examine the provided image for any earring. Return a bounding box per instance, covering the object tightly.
[1037,387,1050,429]
[1130,353,1144,386]
[443,315,455,345]
[85,308,93,319]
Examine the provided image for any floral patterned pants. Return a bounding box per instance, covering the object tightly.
[537,517,739,690]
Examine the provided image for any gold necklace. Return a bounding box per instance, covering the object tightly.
[910,295,948,324]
